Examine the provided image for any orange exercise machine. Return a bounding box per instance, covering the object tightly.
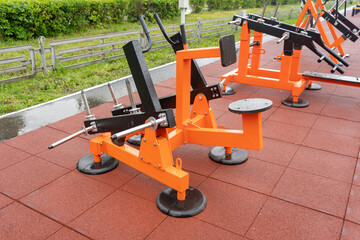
[221,4,359,108]
[49,16,273,217]
[297,0,359,63]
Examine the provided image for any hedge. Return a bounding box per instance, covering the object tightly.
[0,0,179,40]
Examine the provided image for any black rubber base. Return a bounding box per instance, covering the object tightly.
[77,154,119,175]
[306,83,322,90]
[222,86,236,95]
[209,146,248,165]
[156,187,207,218]
[126,134,142,146]
[281,96,309,108]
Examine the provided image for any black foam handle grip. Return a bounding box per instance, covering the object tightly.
[154,13,178,45]
[138,15,152,53]
[180,24,187,45]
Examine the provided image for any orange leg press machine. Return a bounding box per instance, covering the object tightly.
[221,3,359,108]
[49,16,273,217]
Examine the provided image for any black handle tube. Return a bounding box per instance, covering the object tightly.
[180,24,187,45]
[154,13,179,46]
[138,15,152,53]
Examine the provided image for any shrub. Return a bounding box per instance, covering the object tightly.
[0,0,178,40]
[127,0,179,22]
[191,0,205,13]
[207,0,220,10]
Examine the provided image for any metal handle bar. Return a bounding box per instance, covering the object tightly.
[138,15,152,53]
[180,24,187,45]
[110,116,167,140]
[48,125,94,149]
[154,13,179,46]
[260,2,268,20]
[273,2,280,19]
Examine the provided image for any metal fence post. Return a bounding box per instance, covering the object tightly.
[38,36,48,75]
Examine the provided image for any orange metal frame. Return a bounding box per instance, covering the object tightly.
[222,21,310,103]
[87,42,265,201]
[296,0,346,63]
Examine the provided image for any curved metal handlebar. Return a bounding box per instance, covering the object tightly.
[154,13,179,46]
[180,24,187,45]
[138,15,152,53]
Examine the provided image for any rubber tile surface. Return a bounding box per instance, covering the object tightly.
[0,202,62,240]
[4,126,70,155]
[211,158,285,194]
[312,115,360,139]
[148,217,244,240]
[20,171,115,224]
[247,137,299,166]
[0,156,69,199]
[36,137,90,169]
[0,193,13,209]
[268,108,318,128]
[341,221,360,240]
[68,189,166,240]
[272,168,351,218]
[321,95,360,122]
[289,146,356,183]
[0,142,31,170]
[246,198,343,240]
[302,128,360,157]
[197,178,267,235]
[346,185,360,224]
[262,120,311,144]
[47,227,89,240]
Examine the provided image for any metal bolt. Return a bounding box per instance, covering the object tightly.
[158,164,161,168]
[185,124,188,127]
[143,139,146,142]
[100,142,103,145]
[199,96,203,100]
[193,111,196,114]
[153,143,156,146]
[140,156,143,159]
[185,142,188,144]
[205,112,208,115]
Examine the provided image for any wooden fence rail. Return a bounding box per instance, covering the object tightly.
[0,6,304,85]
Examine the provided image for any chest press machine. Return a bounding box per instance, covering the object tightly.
[297,0,359,63]
[220,3,359,108]
[49,16,272,217]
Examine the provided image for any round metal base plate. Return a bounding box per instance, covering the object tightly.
[209,146,248,165]
[126,134,142,146]
[306,83,322,91]
[156,187,207,218]
[281,96,309,108]
[222,86,236,95]
[77,154,118,175]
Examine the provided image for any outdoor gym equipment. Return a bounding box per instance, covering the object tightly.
[49,16,273,217]
[120,13,235,146]
[221,3,359,108]
[297,0,359,63]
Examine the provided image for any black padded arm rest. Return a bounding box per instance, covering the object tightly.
[219,35,237,67]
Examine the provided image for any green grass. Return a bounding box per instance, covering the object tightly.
[0,3,304,115]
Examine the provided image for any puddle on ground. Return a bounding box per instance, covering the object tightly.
[0,57,220,142]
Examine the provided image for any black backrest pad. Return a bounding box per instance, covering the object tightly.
[219,35,237,67]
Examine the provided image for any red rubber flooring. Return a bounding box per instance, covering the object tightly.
[0,12,359,240]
